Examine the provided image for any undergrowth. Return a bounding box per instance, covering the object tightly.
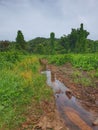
[46,53,98,71]
[0,52,52,129]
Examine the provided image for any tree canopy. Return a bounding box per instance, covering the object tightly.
[16,30,26,49]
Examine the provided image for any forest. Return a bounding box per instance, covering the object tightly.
[0,23,98,130]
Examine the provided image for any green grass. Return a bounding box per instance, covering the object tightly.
[0,52,52,129]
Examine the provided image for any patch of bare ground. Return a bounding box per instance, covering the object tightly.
[36,101,66,130]
[19,99,67,130]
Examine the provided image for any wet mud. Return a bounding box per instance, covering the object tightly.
[42,70,98,130]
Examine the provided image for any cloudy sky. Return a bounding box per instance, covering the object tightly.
[0,0,98,41]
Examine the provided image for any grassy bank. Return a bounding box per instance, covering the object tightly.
[0,52,52,129]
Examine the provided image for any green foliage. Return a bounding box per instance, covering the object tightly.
[0,69,29,127]
[72,70,93,87]
[50,32,55,54]
[0,51,22,70]
[0,53,52,129]
[28,37,51,54]
[47,54,70,65]
[0,41,10,51]
[46,53,98,71]
[71,54,98,70]
[1,23,98,54]
[28,37,62,54]
[46,54,98,87]
[94,71,98,78]
[73,76,92,87]
[60,23,90,53]
[72,70,82,78]
[27,24,97,54]
[16,30,26,49]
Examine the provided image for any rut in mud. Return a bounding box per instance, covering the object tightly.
[42,70,98,130]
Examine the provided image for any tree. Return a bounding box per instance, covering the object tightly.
[78,23,89,52]
[68,29,78,52]
[16,30,26,49]
[0,41,10,51]
[60,23,90,53]
[60,35,70,53]
[50,32,55,54]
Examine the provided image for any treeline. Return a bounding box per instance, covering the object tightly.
[0,23,98,54]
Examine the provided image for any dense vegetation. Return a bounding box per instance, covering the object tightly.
[0,52,52,129]
[46,53,98,70]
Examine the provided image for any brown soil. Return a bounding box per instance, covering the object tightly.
[36,100,67,130]
[46,63,98,114]
[19,98,67,130]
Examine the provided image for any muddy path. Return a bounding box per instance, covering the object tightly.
[40,59,98,130]
[47,64,98,114]
[42,70,98,130]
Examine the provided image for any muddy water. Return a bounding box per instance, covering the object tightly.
[42,70,98,130]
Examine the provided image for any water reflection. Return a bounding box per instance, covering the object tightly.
[42,70,98,130]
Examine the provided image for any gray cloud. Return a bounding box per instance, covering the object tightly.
[0,0,98,41]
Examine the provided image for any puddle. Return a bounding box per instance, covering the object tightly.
[42,70,98,130]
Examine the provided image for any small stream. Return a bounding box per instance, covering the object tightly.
[42,70,98,130]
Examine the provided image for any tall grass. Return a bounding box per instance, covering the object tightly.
[0,52,52,129]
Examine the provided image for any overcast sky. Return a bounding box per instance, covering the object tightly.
[0,0,98,41]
